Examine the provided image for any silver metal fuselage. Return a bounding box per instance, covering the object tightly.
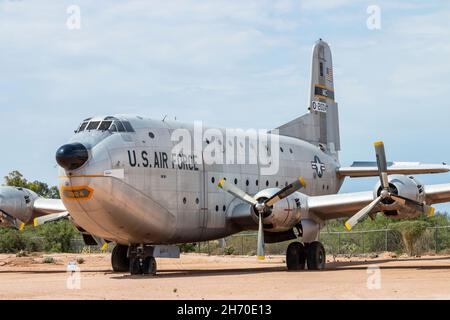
[58,115,344,245]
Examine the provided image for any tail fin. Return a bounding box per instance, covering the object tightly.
[276,39,340,154]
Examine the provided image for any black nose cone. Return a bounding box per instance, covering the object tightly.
[56,143,89,170]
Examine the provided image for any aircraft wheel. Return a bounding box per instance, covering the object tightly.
[142,256,157,276]
[306,241,326,270]
[129,257,143,275]
[286,242,306,271]
[111,244,130,272]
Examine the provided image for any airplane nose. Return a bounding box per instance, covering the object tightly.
[55,143,89,170]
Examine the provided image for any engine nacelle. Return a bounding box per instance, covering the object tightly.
[252,188,306,232]
[0,187,38,226]
[373,174,426,219]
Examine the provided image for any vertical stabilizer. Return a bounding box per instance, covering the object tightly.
[276,39,340,155]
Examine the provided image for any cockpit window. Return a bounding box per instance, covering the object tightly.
[87,121,100,130]
[77,122,88,132]
[115,121,126,132]
[98,121,112,131]
[75,117,135,134]
[123,121,135,132]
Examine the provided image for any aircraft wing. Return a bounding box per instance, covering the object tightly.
[338,162,450,178]
[307,183,450,221]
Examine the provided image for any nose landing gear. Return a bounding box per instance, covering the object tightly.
[128,245,157,276]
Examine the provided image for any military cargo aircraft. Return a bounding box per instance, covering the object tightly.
[2,39,450,275]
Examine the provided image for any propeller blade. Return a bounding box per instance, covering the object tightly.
[374,141,389,189]
[218,178,258,206]
[256,213,265,260]
[265,177,306,207]
[33,212,69,227]
[345,196,382,231]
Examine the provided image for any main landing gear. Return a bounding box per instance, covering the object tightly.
[111,244,157,275]
[286,241,326,271]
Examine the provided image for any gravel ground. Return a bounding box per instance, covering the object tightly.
[1,252,450,300]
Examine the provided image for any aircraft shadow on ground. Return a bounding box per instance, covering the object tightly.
[1,256,450,278]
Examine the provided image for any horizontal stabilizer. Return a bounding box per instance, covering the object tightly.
[338,162,450,178]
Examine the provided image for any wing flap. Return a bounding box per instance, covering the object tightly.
[338,162,449,178]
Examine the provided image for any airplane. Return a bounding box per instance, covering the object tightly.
[2,39,450,275]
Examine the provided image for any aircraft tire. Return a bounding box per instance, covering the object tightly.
[130,257,143,275]
[142,256,157,276]
[111,244,130,272]
[286,242,306,271]
[306,241,326,270]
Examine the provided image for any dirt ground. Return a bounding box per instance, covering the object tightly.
[1,252,450,300]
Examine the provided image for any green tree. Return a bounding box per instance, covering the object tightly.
[390,220,430,256]
[4,171,60,199]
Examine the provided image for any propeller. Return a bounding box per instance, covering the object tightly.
[345,141,435,231]
[218,177,305,260]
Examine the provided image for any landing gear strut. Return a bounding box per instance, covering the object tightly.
[128,245,157,276]
[286,241,326,271]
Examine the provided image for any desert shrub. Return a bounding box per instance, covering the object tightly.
[37,220,78,253]
[42,256,54,264]
[178,243,196,253]
[223,246,236,255]
[390,221,429,256]
[1,229,43,253]
[76,257,85,264]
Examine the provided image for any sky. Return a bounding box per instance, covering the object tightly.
[1,0,450,210]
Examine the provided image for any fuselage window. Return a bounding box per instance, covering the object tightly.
[183,197,187,204]
[256,180,259,186]
[149,132,155,139]
[223,205,226,212]
[87,121,100,130]
[289,148,293,154]
[98,121,112,131]
[234,178,238,185]
[280,147,284,153]
[319,62,324,77]
[211,177,215,184]
[276,181,279,187]
[266,180,269,187]
[215,205,219,212]
[246,180,249,186]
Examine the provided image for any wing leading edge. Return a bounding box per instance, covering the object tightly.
[338,162,449,178]
[308,183,450,221]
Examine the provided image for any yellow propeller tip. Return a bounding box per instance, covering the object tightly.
[19,223,25,231]
[428,207,436,217]
[101,243,108,251]
[257,256,265,261]
[374,141,384,147]
[218,178,226,188]
[33,218,38,227]
[345,222,352,231]
[298,177,306,187]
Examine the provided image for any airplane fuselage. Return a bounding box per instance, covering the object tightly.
[58,115,344,245]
